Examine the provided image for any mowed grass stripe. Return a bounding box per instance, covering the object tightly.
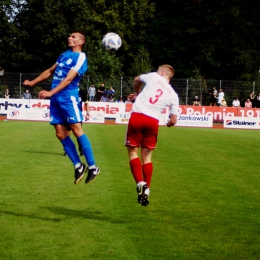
[0,121,259,259]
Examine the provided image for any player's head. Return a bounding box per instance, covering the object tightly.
[68,30,86,48]
[157,65,175,79]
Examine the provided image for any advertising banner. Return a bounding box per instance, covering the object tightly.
[175,114,213,127]
[7,108,50,121]
[223,116,260,129]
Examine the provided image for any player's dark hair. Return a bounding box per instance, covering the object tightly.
[73,30,86,45]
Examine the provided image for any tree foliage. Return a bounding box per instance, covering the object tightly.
[0,0,260,80]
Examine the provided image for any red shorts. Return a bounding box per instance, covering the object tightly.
[125,112,159,149]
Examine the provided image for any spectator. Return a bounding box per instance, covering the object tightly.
[220,98,227,107]
[125,96,132,103]
[245,98,252,108]
[100,94,108,102]
[193,96,200,106]
[23,89,32,99]
[250,91,256,108]
[108,94,114,102]
[218,89,225,106]
[209,87,218,106]
[4,89,10,98]
[109,86,115,93]
[256,92,260,108]
[232,97,240,107]
[97,83,105,101]
[116,97,124,103]
[88,84,96,101]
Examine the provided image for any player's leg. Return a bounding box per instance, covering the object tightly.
[63,126,71,156]
[127,146,143,184]
[139,116,159,206]
[141,148,153,188]
[55,124,86,184]
[126,112,150,205]
[70,122,100,183]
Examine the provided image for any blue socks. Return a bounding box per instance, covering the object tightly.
[61,136,81,167]
[78,134,95,167]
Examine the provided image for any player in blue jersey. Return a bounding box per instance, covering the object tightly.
[23,31,100,184]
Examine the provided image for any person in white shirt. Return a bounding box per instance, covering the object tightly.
[218,89,225,106]
[232,97,240,107]
[88,84,96,101]
[125,64,179,206]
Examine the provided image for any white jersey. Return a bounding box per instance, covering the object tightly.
[133,72,179,120]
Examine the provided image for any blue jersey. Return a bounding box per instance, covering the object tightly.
[51,50,88,97]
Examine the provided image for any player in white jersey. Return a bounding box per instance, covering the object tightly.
[125,64,179,206]
[23,31,100,185]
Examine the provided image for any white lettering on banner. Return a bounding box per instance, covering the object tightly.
[184,107,235,120]
[239,109,260,118]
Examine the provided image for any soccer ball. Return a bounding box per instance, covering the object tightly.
[102,33,122,51]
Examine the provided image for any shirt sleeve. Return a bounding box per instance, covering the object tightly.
[72,53,88,76]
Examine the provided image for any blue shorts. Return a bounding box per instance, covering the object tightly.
[50,95,83,125]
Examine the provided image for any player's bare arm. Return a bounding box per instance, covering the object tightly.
[133,76,142,94]
[39,69,78,99]
[23,63,57,87]
[167,114,178,127]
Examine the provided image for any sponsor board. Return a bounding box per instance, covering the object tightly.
[175,114,213,127]
[84,111,105,124]
[223,116,260,129]
[115,112,131,124]
[115,111,168,125]
[7,108,50,121]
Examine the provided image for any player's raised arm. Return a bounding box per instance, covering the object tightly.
[23,63,58,87]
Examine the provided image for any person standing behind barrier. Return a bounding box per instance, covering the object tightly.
[232,97,240,107]
[250,91,256,108]
[218,89,225,106]
[97,83,105,101]
[23,30,100,185]
[193,96,200,106]
[220,98,227,107]
[245,99,252,108]
[4,89,10,98]
[23,89,32,99]
[209,87,218,106]
[256,93,260,108]
[125,64,179,206]
[88,84,96,101]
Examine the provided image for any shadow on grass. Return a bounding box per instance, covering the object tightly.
[0,207,128,224]
[42,206,128,224]
[25,150,62,156]
[0,209,62,223]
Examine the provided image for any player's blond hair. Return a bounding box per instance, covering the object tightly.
[158,64,175,78]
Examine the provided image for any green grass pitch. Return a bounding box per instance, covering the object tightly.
[0,120,259,260]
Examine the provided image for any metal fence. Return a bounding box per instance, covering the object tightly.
[0,72,259,106]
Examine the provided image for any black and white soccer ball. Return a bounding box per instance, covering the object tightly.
[102,33,122,51]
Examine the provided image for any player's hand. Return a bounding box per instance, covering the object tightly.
[166,120,175,127]
[39,90,51,99]
[85,115,90,121]
[23,80,33,87]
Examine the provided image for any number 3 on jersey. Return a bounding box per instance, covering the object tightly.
[149,89,163,104]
